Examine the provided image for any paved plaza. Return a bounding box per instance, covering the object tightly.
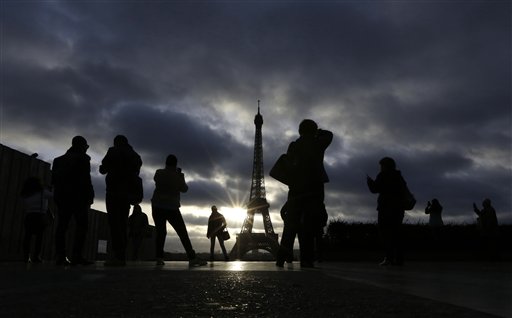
[0,261,510,317]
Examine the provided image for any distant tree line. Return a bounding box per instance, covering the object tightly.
[323,220,511,261]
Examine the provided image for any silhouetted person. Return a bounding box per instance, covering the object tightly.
[367,157,409,266]
[52,136,94,266]
[128,204,150,261]
[207,205,229,261]
[20,176,53,263]
[100,135,142,266]
[425,198,443,242]
[473,198,499,260]
[276,119,333,268]
[151,154,207,267]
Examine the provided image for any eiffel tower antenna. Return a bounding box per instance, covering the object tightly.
[230,101,279,259]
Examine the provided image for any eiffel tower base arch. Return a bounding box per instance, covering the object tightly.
[229,233,279,260]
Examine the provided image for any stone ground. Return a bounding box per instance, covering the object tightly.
[0,261,510,317]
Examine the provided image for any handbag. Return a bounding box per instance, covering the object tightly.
[269,154,291,185]
[221,229,230,241]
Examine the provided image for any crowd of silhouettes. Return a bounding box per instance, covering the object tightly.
[19,123,502,267]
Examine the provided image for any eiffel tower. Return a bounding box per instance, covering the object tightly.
[229,101,279,260]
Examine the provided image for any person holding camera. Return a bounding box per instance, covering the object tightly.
[276,119,333,268]
[151,154,206,267]
[473,198,499,260]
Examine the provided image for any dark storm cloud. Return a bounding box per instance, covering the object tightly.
[2,1,510,226]
[104,104,251,176]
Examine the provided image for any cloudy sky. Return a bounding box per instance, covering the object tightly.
[2,1,511,253]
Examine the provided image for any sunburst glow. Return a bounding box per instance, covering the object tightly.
[218,206,247,229]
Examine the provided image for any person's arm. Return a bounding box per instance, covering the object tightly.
[206,218,212,238]
[178,169,189,193]
[99,148,112,175]
[367,174,379,193]
[473,203,481,216]
[317,129,333,150]
[85,158,94,205]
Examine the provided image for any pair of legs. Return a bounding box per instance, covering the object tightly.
[152,206,196,260]
[106,194,131,261]
[277,191,323,267]
[131,237,144,260]
[277,216,316,266]
[209,235,228,260]
[378,210,404,265]
[23,213,48,262]
[55,203,89,262]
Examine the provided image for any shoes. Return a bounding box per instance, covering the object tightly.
[103,259,126,267]
[155,258,165,266]
[189,257,207,267]
[56,256,71,266]
[71,258,94,266]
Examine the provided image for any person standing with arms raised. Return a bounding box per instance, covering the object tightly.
[100,135,142,266]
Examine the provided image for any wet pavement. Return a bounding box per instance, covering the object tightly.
[0,261,510,317]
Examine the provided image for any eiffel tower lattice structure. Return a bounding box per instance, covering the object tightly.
[229,102,279,260]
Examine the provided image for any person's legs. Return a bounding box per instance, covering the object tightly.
[23,215,34,262]
[167,209,195,259]
[32,214,47,262]
[55,204,73,263]
[298,202,317,267]
[106,196,130,260]
[132,237,143,260]
[277,222,298,266]
[152,207,167,259]
[218,237,229,260]
[209,236,216,260]
[298,228,315,267]
[72,205,89,261]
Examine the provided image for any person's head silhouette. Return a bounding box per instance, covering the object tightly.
[133,204,142,214]
[299,119,318,137]
[72,136,89,153]
[379,157,396,172]
[166,154,178,167]
[114,135,129,147]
